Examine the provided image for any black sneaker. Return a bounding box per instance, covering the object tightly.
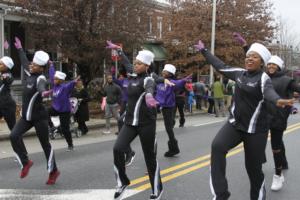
[66,146,74,152]
[114,184,128,200]
[125,151,136,167]
[149,189,163,200]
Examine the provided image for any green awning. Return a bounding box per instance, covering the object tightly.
[143,43,167,61]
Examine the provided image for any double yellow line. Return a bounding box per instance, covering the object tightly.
[129,122,300,192]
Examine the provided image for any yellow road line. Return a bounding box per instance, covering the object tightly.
[130,123,300,190]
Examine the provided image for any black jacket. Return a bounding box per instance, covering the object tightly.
[0,72,15,107]
[201,49,280,134]
[71,88,91,121]
[117,49,157,126]
[268,71,300,130]
[102,83,121,104]
[18,49,48,121]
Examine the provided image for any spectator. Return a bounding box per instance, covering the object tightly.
[194,79,206,110]
[212,76,225,117]
[102,74,121,134]
[71,79,91,135]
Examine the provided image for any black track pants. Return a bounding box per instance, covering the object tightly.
[162,107,176,143]
[270,128,286,173]
[48,107,73,147]
[210,122,267,200]
[10,118,57,172]
[113,122,163,195]
[175,99,185,126]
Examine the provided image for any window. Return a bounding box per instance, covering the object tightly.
[157,16,163,39]
[148,16,152,34]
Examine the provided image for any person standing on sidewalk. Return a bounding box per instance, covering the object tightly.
[48,62,79,151]
[102,74,121,135]
[233,33,300,191]
[212,76,226,117]
[10,37,60,185]
[194,79,206,110]
[194,40,293,200]
[71,79,91,135]
[174,74,186,127]
[155,64,190,157]
[106,41,163,200]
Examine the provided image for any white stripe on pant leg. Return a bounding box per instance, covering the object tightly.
[114,165,122,187]
[209,167,217,200]
[14,152,23,169]
[154,160,160,196]
[47,147,54,173]
[258,179,266,200]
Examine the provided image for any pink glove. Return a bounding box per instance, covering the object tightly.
[14,37,22,49]
[106,40,121,49]
[4,40,9,50]
[42,90,53,97]
[233,32,247,46]
[194,40,205,52]
[145,93,158,108]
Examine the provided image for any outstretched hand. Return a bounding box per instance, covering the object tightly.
[74,75,81,83]
[14,37,22,49]
[164,79,175,87]
[183,74,193,82]
[106,40,121,50]
[194,40,205,52]
[233,32,247,46]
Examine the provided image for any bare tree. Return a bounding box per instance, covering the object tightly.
[15,0,149,82]
[163,0,276,71]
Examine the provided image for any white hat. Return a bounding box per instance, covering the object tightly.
[267,55,284,70]
[33,50,49,66]
[0,56,14,69]
[246,43,271,66]
[136,50,155,65]
[54,71,66,80]
[163,64,176,75]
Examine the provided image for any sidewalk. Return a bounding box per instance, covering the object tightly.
[0,109,207,141]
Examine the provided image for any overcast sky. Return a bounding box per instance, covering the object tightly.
[156,0,300,44]
[271,0,300,33]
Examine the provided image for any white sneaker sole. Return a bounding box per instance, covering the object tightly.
[126,154,136,167]
[150,190,163,200]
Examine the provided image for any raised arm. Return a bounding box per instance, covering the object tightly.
[233,32,249,53]
[14,37,30,76]
[106,41,133,74]
[49,62,55,86]
[194,40,245,81]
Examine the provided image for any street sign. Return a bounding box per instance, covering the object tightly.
[111,43,122,61]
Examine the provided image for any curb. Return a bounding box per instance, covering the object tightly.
[0,111,206,142]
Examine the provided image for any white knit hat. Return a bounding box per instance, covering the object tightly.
[136,50,155,65]
[163,64,176,75]
[54,71,66,80]
[246,43,271,66]
[33,50,49,66]
[0,56,14,69]
[267,55,284,70]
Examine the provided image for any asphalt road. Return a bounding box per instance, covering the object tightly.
[0,113,300,200]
